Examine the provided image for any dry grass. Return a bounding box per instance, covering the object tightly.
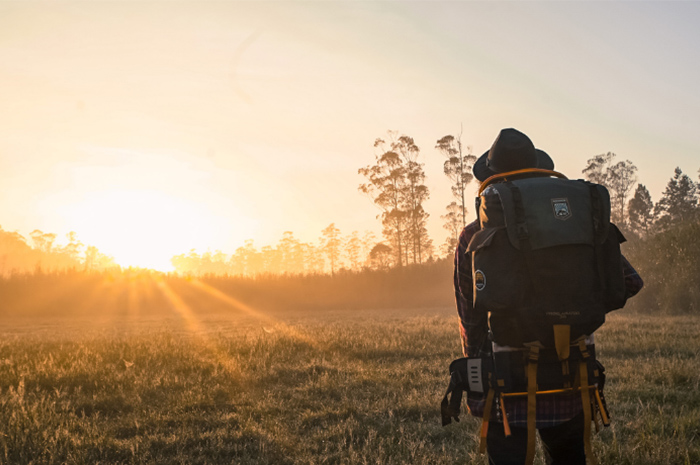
[0,310,697,465]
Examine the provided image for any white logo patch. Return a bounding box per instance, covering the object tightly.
[551,198,572,221]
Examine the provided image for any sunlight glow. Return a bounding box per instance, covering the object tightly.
[61,189,220,271]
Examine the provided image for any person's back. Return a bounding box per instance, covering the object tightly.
[446,128,644,465]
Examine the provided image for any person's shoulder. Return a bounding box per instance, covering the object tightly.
[458,219,480,247]
[463,219,480,235]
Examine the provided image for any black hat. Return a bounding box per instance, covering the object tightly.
[473,128,554,182]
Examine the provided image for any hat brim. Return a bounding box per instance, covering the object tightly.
[473,149,554,182]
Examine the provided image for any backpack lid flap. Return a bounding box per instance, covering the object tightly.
[489,178,610,250]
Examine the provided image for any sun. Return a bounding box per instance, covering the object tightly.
[62,189,225,271]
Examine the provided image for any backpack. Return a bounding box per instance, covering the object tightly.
[441,169,626,465]
[468,169,627,347]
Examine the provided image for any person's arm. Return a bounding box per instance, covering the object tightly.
[621,255,643,298]
[454,221,489,357]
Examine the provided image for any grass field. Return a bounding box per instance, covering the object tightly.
[0,308,697,465]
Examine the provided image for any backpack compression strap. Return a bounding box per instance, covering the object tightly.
[578,339,597,465]
[524,343,541,465]
[478,388,496,454]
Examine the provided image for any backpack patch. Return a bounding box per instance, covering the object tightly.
[474,270,486,291]
[551,198,572,221]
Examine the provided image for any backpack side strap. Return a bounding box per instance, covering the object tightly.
[440,366,465,426]
[524,343,541,465]
[578,339,597,465]
[478,388,496,454]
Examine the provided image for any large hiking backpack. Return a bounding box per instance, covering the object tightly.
[468,169,627,347]
[441,169,626,465]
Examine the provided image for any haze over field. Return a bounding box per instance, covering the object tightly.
[1,1,699,269]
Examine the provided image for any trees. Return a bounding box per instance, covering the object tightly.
[627,184,656,238]
[230,239,259,276]
[85,245,117,271]
[436,133,476,254]
[361,231,377,268]
[368,243,393,270]
[582,153,637,225]
[608,160,638,225]
[393,135,430,265]
[344,231,362,271]
[581,152,615,187]
[436,133,476,228]
[441,202,462,257]
[278,231,304,274]
[359,142,406,267]
[321,223,342,276]
[64,232,83,262]
[29,230,57,254]
[359,131,430,267]
[303,242,325,275]
[0,227,35,275]
[655,167,698,230]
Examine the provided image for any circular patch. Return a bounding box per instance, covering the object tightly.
[474,270,486,291]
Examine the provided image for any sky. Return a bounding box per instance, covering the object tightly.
[1,1,698,270]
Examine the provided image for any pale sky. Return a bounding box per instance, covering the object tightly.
[1,1,698,269]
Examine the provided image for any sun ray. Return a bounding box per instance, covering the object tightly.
[151,274,244,374]
[187,278,320,349]
[153,275,203,333]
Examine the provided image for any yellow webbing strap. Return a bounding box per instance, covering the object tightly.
[595,388,610,426]
[553,325,571,361]
[524,345,540,465]
[501,385,596,398]
[499,396,511,437]
[578,340,597,465]
[479,389,496,454]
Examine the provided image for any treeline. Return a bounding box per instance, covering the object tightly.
[170,227,393,277]
[0,227,115,276]
[623,218,700,313]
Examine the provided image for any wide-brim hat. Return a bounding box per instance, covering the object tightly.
[473,128,554,182]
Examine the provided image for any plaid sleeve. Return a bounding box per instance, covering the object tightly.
[453,220,489,357]
[621,254,643,298]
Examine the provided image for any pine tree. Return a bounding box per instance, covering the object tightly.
[627,184,655,238]
[656,167,698,230]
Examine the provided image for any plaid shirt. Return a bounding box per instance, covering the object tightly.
[454,219,644,428]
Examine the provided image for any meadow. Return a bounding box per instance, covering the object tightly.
[0,306,698,465]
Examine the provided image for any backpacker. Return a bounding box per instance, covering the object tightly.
[441,168,626,465]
